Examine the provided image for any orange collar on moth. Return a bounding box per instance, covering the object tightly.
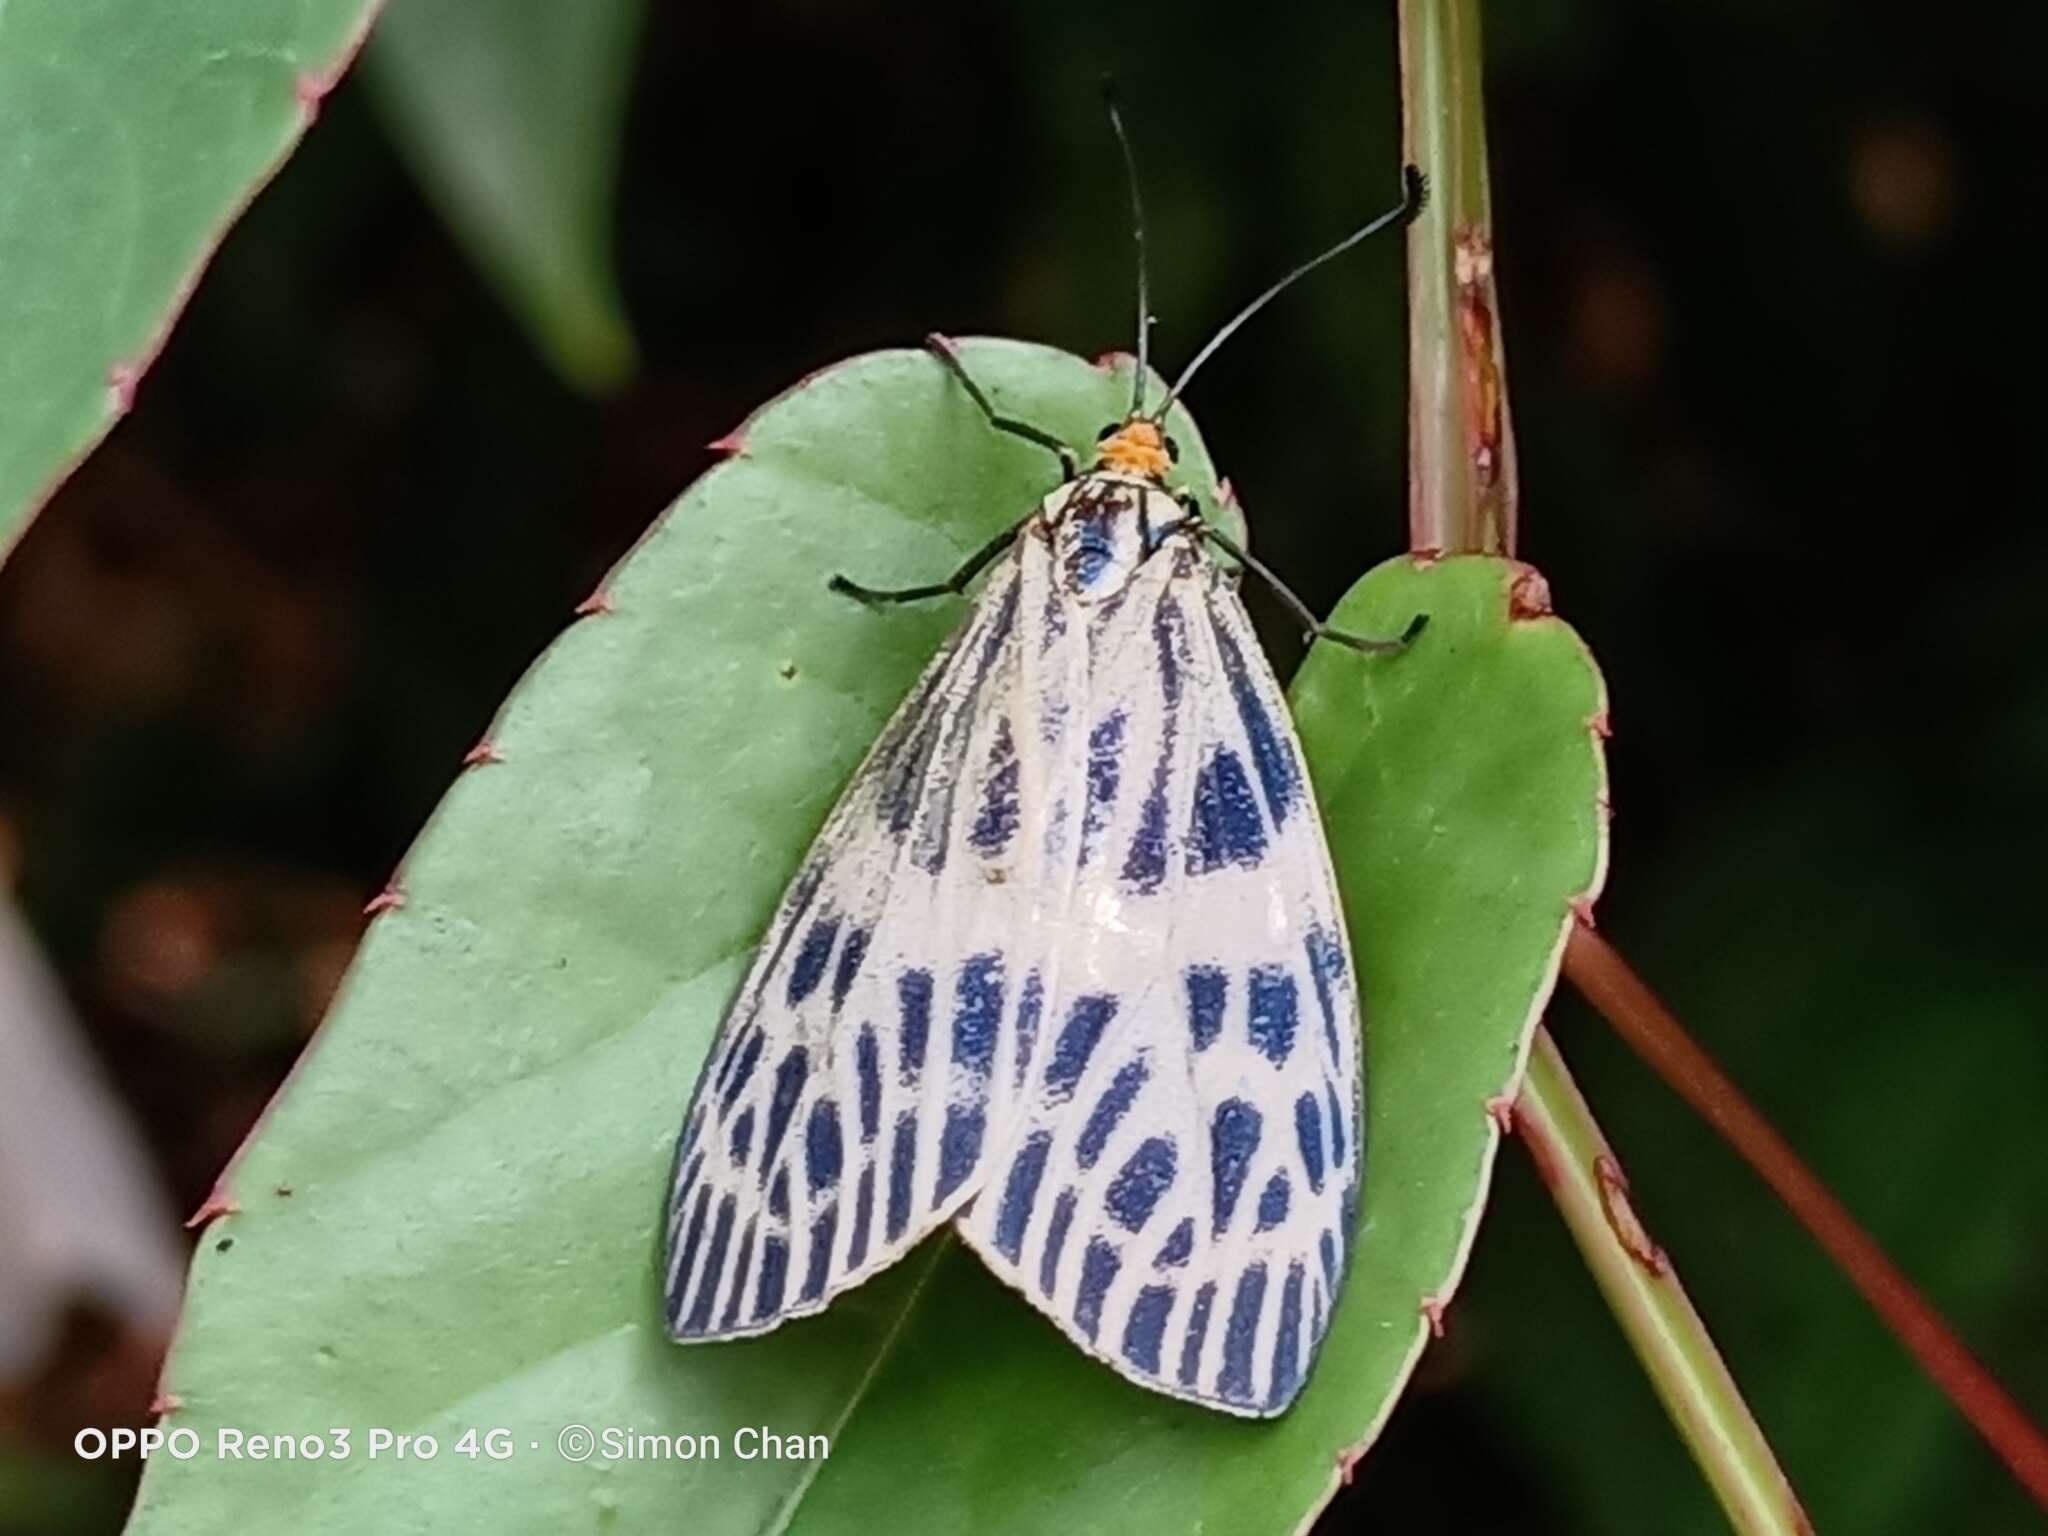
[1094,419,1172,480]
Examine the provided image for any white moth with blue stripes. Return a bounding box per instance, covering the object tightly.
[663,123,1426,1416]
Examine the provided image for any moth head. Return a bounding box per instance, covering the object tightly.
[1093,417,1177,481]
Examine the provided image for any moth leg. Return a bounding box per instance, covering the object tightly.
[926,333,1078,480]
[830,517,1027,607]
[1198,525,1427,655]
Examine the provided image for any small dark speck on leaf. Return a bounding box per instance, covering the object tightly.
[779,660,799,681]
[215,1238,234,1252]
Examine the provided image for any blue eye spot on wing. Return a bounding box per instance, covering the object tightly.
[1105,1136,1178,1232]
[1218,1262,1269,1406]
[1268,1262,1306,1410]
[1178,1281,1216,1388]
[1154,1216,1194,1269]
[1075,1237,1123,1342]
[897,969,932,1080]
[1122,1284,1176,1374]
[1044,994,1118,1099]
[1188,746,1267,874]
[787,914,839,1006]
[1210,1098,1262,1235]
[969,718,1020,856]
[1184,965,1227,1052]
[994,1131,1053,1263]
[1256,1171,1291,1232]
[1295,1092,1326,1193]
[1075,1058,1149,1170]
[1247,965,1299,1065]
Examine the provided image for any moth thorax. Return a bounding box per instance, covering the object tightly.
[1046,475,1172,603]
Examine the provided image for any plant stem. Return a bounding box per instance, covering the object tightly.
[1563,926,2048,1510]
[1398,0,1806,1522]
[1516,1031,1813,1535]
[1398,0,1515,557]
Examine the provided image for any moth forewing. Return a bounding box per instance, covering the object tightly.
[665,462,1365,1418]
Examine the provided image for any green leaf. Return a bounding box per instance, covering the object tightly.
[127,343,1603,1534]
[0,0,382,563]
[364,0,642,393]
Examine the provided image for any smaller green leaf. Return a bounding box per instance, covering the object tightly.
[1294,555,1609,1471]
[365,0,642,392]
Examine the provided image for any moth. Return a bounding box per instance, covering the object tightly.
[662,111,1426,1417]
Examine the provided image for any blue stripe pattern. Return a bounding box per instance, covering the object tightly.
[1075,1058,1149,1169]
[994,1132,1053,1262]
[1246,965,1298,1064]
[1218,1263,1269,1404]
[1188,746,1266,873]
[1044,995,1117,1099]
[1075,1238,1122,1341]
[1105,1136,1178,1232]
[1184,965,1226,1051]
[1210,1098,1261,1234]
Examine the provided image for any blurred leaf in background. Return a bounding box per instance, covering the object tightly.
[364,0,644,393]
[0,0,382,561]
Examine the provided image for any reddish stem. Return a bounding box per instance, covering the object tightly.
[1563,924,2048,1510]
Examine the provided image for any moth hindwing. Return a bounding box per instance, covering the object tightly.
[663,433,1365,1417]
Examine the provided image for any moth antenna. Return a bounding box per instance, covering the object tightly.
[1154,164,1427,421]
[1102,77,1152,418]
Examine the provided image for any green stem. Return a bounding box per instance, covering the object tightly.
[1397,2,1805,1526]
[1517,1033,1812,1536]
[1399,0,1516,557]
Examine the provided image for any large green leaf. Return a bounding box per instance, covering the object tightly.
[127,342,1604,1533]
[364,0,642,392]
[0,0,383,562]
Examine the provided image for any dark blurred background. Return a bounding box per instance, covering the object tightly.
[3,3,2044,1532]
